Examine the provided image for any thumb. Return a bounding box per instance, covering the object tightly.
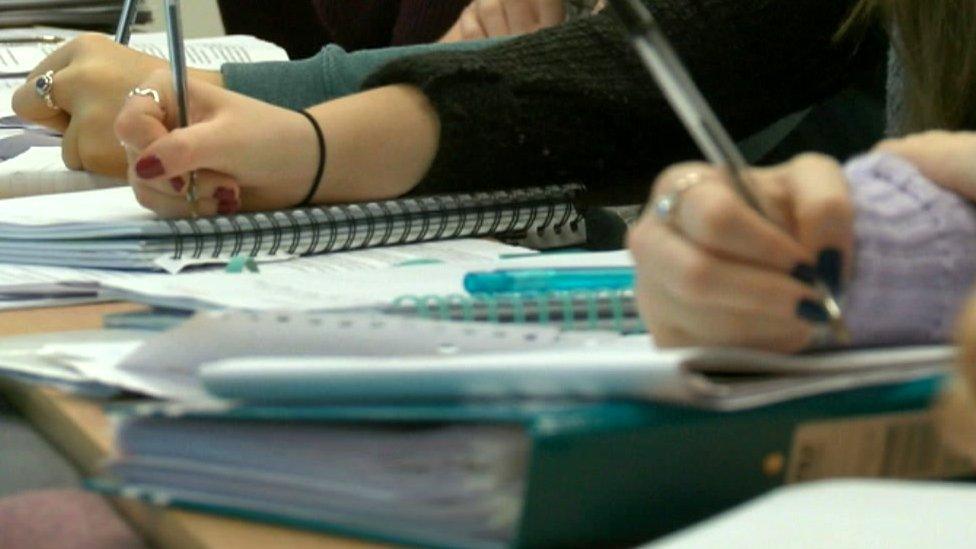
[130,122,222,183]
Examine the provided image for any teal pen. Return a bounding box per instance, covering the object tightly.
[464,267,634,294]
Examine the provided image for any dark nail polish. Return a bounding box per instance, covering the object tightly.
[816,249,843,294]
[797,299,830,323]
[213,187,235,201]
[217,199,239,216]
[169,178,184,193]
[135,155,165,179]
[790,263,817,286]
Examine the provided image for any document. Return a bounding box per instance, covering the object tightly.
[0,32,289,76]
[0,146,125,198]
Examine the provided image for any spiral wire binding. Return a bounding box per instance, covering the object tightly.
[162,184,586,260]
[388,289,643,333]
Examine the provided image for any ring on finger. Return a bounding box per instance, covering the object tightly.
[34,70,59,112]
[127,87,161,104]
[652,172,709,227]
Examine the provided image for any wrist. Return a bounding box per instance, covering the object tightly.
[191,68,224,88]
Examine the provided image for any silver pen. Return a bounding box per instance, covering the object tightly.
[606,0,850,344]
[164,0,198,218]
[0,36,65,45]
[115,0,141,45]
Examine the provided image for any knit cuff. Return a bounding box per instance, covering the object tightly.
[843,151,976,346]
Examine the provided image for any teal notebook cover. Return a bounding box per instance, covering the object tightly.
[89,377,962,548]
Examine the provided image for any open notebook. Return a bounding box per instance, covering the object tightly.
[0,184,587,271]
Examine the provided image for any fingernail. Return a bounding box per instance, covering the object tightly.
[169,178,184,193]
[135,155,165,179]
[816,249,843,294]
[217,199,239,216]
[797,299,830,323]
[790,263,817,286]
[213,187,235,201]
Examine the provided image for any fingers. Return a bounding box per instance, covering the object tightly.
[501,0,540,34]
[630,156,854,353]
[12,68,71,129]
[115,87,169,152]
[651,163,812,272]
[132,170,241,218]
[474,0,510,36]
[774,153,854,289]
[875,130,976,198]
[12,33,108,123]
[533,0,566,27]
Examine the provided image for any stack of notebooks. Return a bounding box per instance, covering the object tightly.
[0,184,587,271]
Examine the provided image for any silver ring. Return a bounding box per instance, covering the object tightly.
[34,70,59,111]
[128,87,161,104]
[652,172,707,226]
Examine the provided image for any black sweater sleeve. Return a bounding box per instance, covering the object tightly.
[363,0,882,204]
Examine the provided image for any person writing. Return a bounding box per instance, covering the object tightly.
[12,0,878,205]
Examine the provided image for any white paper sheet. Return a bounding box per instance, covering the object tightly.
[0,33,289,76]
[0,147,125,198]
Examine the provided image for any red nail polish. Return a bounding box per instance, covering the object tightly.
[135,155,165,179]
[170,178,185,193]
[217,199,239,216]
[213,187,235,201]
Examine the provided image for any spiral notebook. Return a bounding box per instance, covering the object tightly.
[0,184,587,271]
[385,290,643,333]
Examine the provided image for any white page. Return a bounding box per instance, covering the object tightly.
[649,480,976,549]
[102,250,631,312]
[0,78,18,117]
[0,238,533,300]
[0,147,125,198]
[0,33,288,75]
[0,185,151,226]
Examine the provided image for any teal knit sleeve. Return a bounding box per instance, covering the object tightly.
[220,39,503,111]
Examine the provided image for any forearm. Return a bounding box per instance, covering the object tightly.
[307,85,440,203]
[220,39,502,111]
[843,152,976,346]
[365,0,884,200]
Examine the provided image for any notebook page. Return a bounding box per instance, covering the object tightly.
[0,78,18,117]
[0,33,289,75]
[100,250,629,312]
[0,185,152,228]
[0,147,125,198]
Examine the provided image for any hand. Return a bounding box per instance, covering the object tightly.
[627,154,854,352]
[440,0,565,42]
[115,70,319,218]
[11,33,221,178]
[874,130,976,199]
[936,289,976,465]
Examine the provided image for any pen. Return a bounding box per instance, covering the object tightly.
[0,36,65,45]
[606,0,850,344]
[115,0,141,45]
[464,267,635,294]
[164,0,198,218]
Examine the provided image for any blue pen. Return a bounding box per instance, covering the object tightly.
[464,267,634,294]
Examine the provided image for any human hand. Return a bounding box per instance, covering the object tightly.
[874,131,976,200]
[627,154,854,353]
[115,69,319,218]
[11,33,221,178]
[440,0,565,42]
[935,289,976,465]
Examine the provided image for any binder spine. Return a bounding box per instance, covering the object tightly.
[164,185,587,260]
[386,290,644,333]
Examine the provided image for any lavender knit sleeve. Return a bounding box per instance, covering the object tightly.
[843,152,976,346]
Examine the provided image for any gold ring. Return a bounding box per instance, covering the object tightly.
[127,87,161,104]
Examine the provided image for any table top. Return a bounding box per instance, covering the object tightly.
[0,301,385,549]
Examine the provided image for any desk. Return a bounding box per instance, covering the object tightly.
[0,302,384,549]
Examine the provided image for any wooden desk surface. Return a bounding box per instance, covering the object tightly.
[0,302,384,549]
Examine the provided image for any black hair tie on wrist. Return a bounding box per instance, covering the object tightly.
[296,110,326,207]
